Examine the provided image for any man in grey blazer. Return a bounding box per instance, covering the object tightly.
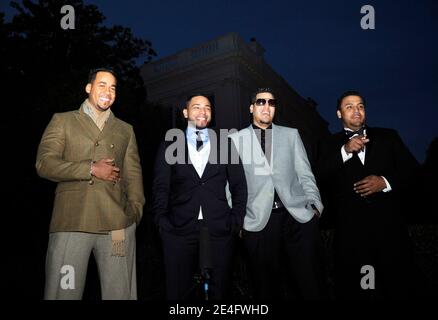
[229,88,326,299]
[36,68,144,299]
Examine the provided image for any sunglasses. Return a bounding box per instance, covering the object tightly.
[255,98,277,107]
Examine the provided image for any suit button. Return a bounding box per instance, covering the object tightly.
[95,141,99,146]
[89,180,94,185]
[110,144,115,148]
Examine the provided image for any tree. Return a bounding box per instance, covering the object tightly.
[0,1,159,299]
[1,0,156,120]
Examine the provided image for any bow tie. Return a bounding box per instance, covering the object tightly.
[344,127,366,139]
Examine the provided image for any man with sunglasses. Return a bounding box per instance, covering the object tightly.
[229,88,326,300]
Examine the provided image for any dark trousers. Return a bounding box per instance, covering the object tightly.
[160,226,234,300]
[242,209,327,300]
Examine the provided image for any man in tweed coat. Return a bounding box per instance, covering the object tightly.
[36,68,144,299]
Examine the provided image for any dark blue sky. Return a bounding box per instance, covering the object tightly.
[2,0,437,162]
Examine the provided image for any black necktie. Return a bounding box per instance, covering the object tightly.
[195,131,203,151]
[260,129,266,154]
[344,127,365,139]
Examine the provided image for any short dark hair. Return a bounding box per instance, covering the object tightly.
[88,67,117,84]
[251,87,277,104]
[337,90,365,110]
[185,94,210,108]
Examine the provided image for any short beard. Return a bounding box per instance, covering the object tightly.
[96,104,111,112]
[259,119,272,125]
[187,120,208,130]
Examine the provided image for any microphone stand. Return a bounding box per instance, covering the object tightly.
[201,267,211,300]
[199,225,213,301]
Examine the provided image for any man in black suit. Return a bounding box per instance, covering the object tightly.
[152,94,247,300]
[318,91,419,299]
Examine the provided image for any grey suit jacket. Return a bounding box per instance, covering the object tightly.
[229,124,323,231]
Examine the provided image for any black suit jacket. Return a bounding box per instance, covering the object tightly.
[317,127,419,222]
[152,128,248,236]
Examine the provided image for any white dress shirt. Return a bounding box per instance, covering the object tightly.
[186,127,210,219]
[341,127,392,192]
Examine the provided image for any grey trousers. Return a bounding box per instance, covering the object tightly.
[44,223,137,300]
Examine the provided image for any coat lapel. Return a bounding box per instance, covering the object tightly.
[98,112,117,140]
[76,106,119,144]
[364,126,374,167]
[270,124,278,169]
[184,137,202,181]
[201,128,219,180]
[76,107,101,140]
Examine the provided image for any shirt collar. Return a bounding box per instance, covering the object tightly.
[343,126,367,133]
[252,123,273,130]
[186,125,209,144]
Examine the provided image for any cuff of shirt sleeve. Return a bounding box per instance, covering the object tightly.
[381,176,392,192]
[341,145,353,163]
